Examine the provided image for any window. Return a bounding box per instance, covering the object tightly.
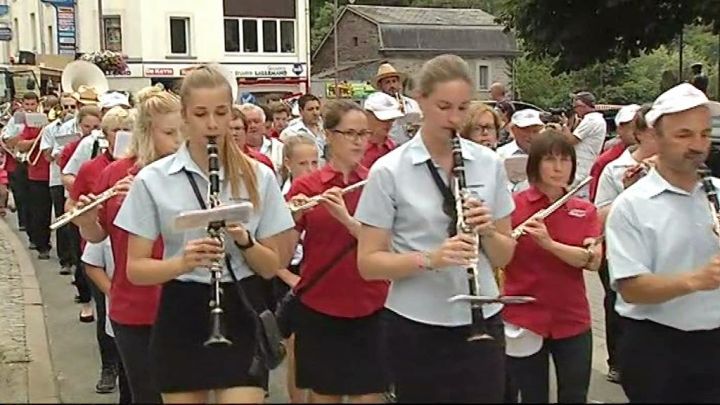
[12,18,18,54]
[47,26,53,54]
[224,19,239,52]
[353,36,358,46]
[478,65,490,90]
[103,16,122,52]
[280,20,294,53]
[169,17,190,55]
[30,13,37,51]
[242,20,258,52]
[262,20,277,52]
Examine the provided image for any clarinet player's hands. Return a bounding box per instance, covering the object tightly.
[180,237,224,272]
[429,233,478,269]
[226,223,250,246]
[464,196,496,237]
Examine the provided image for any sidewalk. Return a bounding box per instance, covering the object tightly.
[0,216,57,403]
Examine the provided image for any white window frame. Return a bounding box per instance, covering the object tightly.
[223,17,296,55]
[168,16,192,56]
[477,63,491,91]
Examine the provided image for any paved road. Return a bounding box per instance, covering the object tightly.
[3,209,626,403]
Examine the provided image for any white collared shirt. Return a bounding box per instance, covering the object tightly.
[115,142,294,284]
[355,130,514,326]
[496,140,529,193]
[572,112,607,198]
[594,148,637,208]
[280,119,325,160]
[62,130,104,176]
[607,169,720,331]
[260,136,285,181]
[389,95,422,146]
[81,238,114,337]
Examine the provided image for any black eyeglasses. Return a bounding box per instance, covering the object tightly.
[63,105,77,110]
[330,129,372,140]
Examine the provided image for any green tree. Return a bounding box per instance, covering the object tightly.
[497,0,720,72]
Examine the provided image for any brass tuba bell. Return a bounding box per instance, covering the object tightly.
[61,60,109,104]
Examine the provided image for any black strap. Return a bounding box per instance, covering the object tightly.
[425,160,454,203]
[293,240,356,298]
[183,168,207,209]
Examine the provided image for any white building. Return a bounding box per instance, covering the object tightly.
[0,0,311,100]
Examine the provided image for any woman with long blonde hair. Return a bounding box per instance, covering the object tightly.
[114,66,294,403]
[74,84,183,403]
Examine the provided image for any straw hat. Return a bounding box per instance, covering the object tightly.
[372,63,406,89]
[73,85,101,105]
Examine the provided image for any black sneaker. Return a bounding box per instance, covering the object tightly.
[607,366,621,384]
[59,266,72,275]
[29,242,37,250]
[95,367,118,394]
[38,251,50,260]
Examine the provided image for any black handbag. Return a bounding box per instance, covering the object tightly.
[183,169,286,375]
[275,240,357,339]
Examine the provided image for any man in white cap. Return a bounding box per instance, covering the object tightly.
[361,92,403,168]
[497,109,544,192]
[562,91,607,199]
[371,62,421,146]
[606,83,720,402]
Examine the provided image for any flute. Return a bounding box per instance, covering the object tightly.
[511,176,593,240]
[50,188,118,230]
[288,180,368,213]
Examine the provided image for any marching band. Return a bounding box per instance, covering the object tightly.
[2,52,720,405]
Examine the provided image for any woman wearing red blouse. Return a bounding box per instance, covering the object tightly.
[503,131,602,403]
[286,100,389,403]
[74,85,182,404]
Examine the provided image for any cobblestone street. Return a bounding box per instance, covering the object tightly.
[0,230,29,403]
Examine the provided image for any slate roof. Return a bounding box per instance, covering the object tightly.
[349,5,497,26]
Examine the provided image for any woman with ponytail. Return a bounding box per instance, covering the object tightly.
[74,84,182,403]
[114,66,294,403]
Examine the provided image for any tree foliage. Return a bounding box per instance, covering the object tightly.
[497,0,720,72]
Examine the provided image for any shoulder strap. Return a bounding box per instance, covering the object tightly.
[425,160,454,203]
[294,240,356,298]
[182,168,207,210]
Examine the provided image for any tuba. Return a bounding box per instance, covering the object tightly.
[61,60,109,102]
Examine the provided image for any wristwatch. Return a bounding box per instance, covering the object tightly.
[234,230,255,250]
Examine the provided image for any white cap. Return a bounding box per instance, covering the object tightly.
[614,104,641,126]
[99,92,130,109]
[511,109,543,128]
[645,83,720,127]
[363,92,404,121]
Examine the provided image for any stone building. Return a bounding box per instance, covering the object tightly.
[312,5,519,99]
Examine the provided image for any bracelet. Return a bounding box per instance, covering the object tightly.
[414,251,433,272]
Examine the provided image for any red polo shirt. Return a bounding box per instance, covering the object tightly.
[70,152,113,201]
[4,150,17,173]
[97,157,163,326]
[361,137,396,169]
[242,144,275,171]
[58,139,81,171]
[503,186,601,339]
[22,127,50,181]
[287,164,388,318]
[588,142,626,202]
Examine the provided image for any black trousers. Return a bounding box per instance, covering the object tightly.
[49,185,73,267]
[599,258,622,368]
[619,317,720,403]
[9,163,29,232]
[69,224,91,303]
[111,322,162,403]
[27,179,52,252]
[89,284,119,370]
[507,330,592,403]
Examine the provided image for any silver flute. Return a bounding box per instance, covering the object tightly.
[288,180,368,213]
[511,176,593,240]
[50,188,118,231]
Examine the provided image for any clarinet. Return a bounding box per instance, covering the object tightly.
[699,164,720,244]
[451,134,493,341]
[204,136,232,347]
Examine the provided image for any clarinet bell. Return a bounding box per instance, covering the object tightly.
[204,308,232,348]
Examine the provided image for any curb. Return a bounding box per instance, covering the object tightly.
[0,219,60,403]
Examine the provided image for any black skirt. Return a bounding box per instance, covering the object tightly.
[294,301,389,396]
[150,279,269,393]
[382,309,506,403]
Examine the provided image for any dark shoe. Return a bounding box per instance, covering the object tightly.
[18,225,25,231]
[95,367,118,394]
[74,295,81,303]
[607,366,621,384]
[59,266,72,275]
[79,312,95,323]
[38,251,50,260]
[29,242,37,250]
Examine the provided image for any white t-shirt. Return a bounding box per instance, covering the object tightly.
[62,130,104,176]
[81,238,115,337]
[572,112,607,198]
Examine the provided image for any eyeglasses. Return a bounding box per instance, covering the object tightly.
[62,105,77,110]
[331,129,372,140]
[473,124,498,135]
